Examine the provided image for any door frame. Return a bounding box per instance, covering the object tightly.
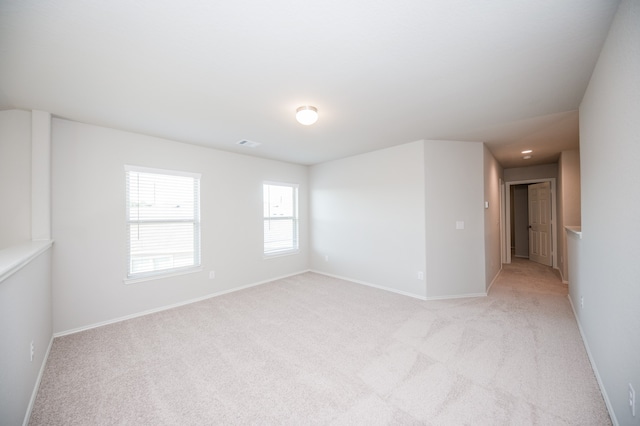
[503,178,557,268]
[499,178,506,267]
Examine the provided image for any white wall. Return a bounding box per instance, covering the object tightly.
[504,163,557,182]
[424,140,485,298]
[557,150,581,281]
[483,145,503,290]
[0,109,53,425]
[577,1,640,424]
[0,247,53,426]
[51,118,309,333]
[0,110,32,249]
[309,141,426,298]
[31,111,52,241]
[566,229,582,335]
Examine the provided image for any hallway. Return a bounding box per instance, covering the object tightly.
[498,256,564,293]
[485,257,610,424]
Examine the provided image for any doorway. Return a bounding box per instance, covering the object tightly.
[503,178,557,267]
[512,184,529,258]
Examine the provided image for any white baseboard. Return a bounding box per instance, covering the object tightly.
[426,292,487,301]
[310,270,489,301]
[486,267,503,294]
[54,270,311,337]
[567,295,618,426]
[557,267,569,284]
[310,270,428,300]
[23,334,54,426]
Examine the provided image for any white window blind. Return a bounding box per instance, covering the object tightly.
[263,182,299,256]
[125,166,201,280]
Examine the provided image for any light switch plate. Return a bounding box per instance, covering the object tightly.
[456,221,464,230]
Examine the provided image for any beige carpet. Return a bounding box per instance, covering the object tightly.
[30,259,611,425]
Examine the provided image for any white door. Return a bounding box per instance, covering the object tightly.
[528,182,552,266]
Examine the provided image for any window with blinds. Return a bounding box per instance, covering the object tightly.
[125,166,201,280]
[263,182,299,256]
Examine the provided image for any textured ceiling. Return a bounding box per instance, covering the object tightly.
[0,0,619,167]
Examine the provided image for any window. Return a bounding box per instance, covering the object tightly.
[263,182,299,256]
[125,166,201,281]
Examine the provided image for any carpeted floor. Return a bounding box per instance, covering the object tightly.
[30,258,611,425]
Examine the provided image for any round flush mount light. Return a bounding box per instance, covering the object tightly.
[521,149,533,154]
[523,155,532,159]
[296,106,318,125]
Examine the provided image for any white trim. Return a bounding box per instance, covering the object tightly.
[310,270,428,300]
[558,266,569,284]
[263,180,299,189]
[263,249,300,259]
[426,292,487,301]
[567,295,618,426]
[124,164,201,179]
[0,240,54,284]
[486,266,502,294]
[23,335,54,426]
[55,270,310,337]
[123,266,203,285]
[499,178,506,265]
[565,225,582,239]
[310,270,489,301]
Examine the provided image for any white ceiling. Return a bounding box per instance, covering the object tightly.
[0,0,619,167]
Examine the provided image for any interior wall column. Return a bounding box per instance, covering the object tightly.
[31,110,52,241]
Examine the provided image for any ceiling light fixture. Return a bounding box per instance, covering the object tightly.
[296,106,318,125]
[523,155,532,159]
[521,149,533,154]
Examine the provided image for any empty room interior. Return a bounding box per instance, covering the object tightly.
[1,1,638,425]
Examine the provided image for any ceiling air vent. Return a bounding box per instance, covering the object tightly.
[236,139,261,148]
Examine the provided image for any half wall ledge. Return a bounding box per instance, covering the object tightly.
[0,240,54,283]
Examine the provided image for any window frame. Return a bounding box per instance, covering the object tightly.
[263,181,299,258]
[124,165,202,284]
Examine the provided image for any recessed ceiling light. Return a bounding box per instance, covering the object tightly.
[521,149,533,154]
[523,155,532,159]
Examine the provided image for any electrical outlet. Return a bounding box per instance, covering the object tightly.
[630,383,636,417]
[208,271,215,279]
[30,341,34,362]
[324,255,329,262]
[417,271,424,280]
[580,296,584,308]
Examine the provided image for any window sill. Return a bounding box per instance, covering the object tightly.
[123,266,203,285]
[264,249,299,259]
